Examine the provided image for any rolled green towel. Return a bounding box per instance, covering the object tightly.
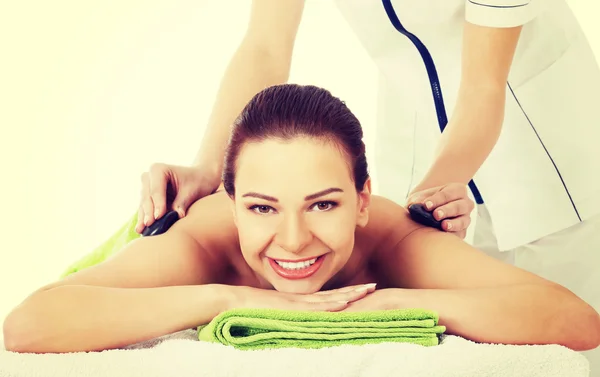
[198,308,446,350]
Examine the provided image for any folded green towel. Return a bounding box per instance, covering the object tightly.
[198,308,446,350]
[60,213,141,278]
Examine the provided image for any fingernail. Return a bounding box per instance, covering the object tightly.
[144,215,150,225]
[154,210,160,219]
[437,210,444,218]
[425,201,433,209]
[355,286,369,292]
[447,222,453,230]
[364,283,377,289]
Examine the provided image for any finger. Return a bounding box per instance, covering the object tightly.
[307,284,376,303]
[340,302,367,312]
[422,184,468,211]
[312,284,361,295]
[330,286,373,303]
[174,183,214,218]
[432,198,474,221]
[406,188,438,207]
[406,194,423,208]
[295,300,350,312]
[140,188,156,229]
[135,205,146,234]
[312,283,377,295]
[137,173,155,231]
[148,164,169,220]
[441,215,471,233]
[173,201,186,218]
[135,177,147,234]
[172,191,191,218]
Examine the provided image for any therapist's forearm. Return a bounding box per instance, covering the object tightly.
[412,85,505,192]
[192,39,292,177]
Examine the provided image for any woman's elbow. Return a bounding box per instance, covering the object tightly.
[568,307,600,351]
[3,308,39,353]
[556,290,600,351]
[3,295,53,353]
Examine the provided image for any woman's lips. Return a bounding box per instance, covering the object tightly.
[268,255,325,280]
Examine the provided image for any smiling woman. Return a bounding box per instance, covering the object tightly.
[222,84,371,294]
[3,84,600,354]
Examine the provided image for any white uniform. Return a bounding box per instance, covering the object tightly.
[334,0,600,373]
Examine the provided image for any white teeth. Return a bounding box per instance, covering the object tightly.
[276,258,317,270]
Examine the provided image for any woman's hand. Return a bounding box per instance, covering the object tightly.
[406,183,475,239]
[136,163,220,234]
[230,284,377,312]
[342,289,402,312]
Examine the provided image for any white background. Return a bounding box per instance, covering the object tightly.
[0,0,597,340]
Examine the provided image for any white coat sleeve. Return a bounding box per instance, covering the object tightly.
[465,0,542,28]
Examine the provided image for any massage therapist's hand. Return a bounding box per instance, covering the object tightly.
[135,163,219,234]
[229,284,377,312]
[406,183,475,239]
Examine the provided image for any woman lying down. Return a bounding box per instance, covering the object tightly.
[4,84,600,354]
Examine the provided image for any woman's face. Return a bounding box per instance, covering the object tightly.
[231,137,371,294]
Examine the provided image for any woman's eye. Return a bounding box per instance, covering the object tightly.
[250,205,274,214]
[311,201,336,212]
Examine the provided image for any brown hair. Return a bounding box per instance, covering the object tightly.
[223,84,369,196]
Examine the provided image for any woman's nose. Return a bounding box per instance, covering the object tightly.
[274,213,313,254]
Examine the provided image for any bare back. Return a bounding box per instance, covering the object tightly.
[42,190,418,295]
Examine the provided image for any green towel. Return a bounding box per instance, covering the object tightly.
[60,213,141,278]
[198,308,446,350]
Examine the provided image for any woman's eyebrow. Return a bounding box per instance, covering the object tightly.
[241,192,278,202]
[304,188,343,201]
[241,187,343,203]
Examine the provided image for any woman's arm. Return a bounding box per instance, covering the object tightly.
[2,197,231,353]
[367,198,600,351]
[3,192,367,353]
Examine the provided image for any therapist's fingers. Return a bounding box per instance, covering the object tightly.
[432,198,474,221]
[135,173,150,233]
[135,205,146,234]
[441,215,471,237]
[440,225,467,239]
[148,163,170,221]
[137,172,156,232]
[421,183,468,210]
[405,187,437,208]
[441,215,471,232]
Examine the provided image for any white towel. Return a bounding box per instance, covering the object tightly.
[0,332,590,377]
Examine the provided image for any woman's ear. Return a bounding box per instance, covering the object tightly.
[356,178,372,228]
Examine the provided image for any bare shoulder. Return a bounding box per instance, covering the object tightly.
[38,192,237,292]
[363,196,555,291]
[355,194,423,252]
[180,190,240,255]
[182,190,268,287]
